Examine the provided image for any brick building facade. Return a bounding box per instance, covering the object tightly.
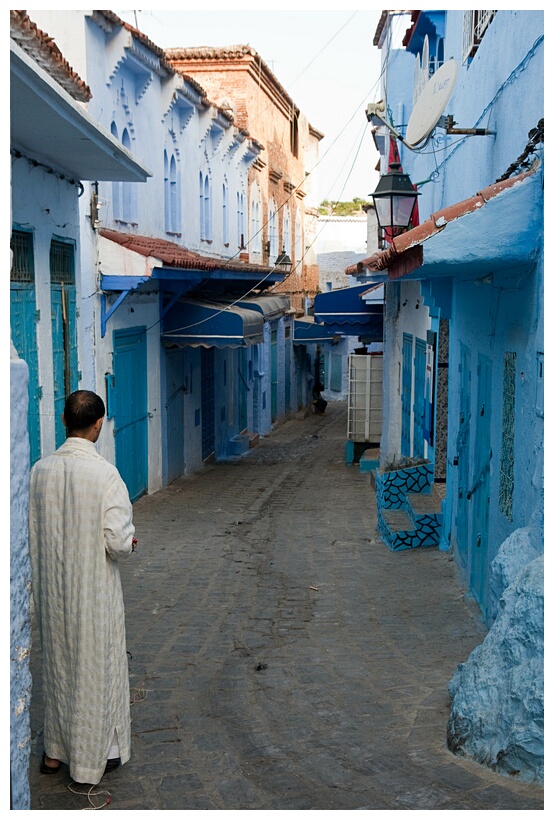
[166,45,323,312]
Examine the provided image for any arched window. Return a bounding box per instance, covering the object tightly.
[268,200,278,264]
[250,184,262,255]
[111,122,122,221]
[164,150,170,232]
[199,172,205,239]
[223,180,229,246]
[282,206,291,257]
[121,128,135,223]
[203,174,211,241]
[169,154,179,233]
[237,191,246,250]
[295,210,303,273]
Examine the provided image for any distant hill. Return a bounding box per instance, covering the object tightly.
[318,198,369,216]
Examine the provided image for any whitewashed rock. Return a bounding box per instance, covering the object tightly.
[447,556,543,783]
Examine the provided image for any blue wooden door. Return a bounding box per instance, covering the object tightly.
[238,348,248,432]
[401,333,413,456]
[201,347,215,460]
[165,348,185,484]
[469,354,492,612]
[51,285,79,448]
[330,352,343,393]
[413,337,426,458]
[271,331,278,422]
[456,343,471,567]
[285,331,291,412]
[10,285,41,465]
[112,327,148,502]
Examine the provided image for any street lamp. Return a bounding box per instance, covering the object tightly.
[275,248,293,273]
[370,162,420,237]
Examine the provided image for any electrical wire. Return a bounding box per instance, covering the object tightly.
[101,11,386,334]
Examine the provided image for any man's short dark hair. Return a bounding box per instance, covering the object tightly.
[64,390,105,432]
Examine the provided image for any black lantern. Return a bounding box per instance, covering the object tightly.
[370,162,420,236]
[275,248,293,273]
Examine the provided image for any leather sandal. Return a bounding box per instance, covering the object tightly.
[104,757,121,773]
[40,752,61,774]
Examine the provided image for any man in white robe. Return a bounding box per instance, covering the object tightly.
[29,390,135,785]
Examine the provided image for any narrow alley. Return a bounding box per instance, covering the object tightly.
[28,402,544,811]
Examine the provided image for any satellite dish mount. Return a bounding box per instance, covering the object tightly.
[367,59,493,151]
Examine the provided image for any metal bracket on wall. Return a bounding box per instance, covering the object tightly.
[101,290,131,338]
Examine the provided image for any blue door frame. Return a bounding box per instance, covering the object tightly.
[164,348,185,485]
[201,347,215,460]
[51,285,79,449]
[10,285,41,465]
[271,331,278,422]
[470,354,492,613]
[413,337,426,458]
[401,333,413,456]
[111,327,148,502]
[456,343,471,567]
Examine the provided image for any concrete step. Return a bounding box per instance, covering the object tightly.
[407,485,443,515]
[359,447,380,473]
[381,508,414,533]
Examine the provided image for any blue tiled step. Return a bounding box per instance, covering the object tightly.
[378,482,444,552]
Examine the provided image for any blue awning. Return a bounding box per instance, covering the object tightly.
[313,284,384,340]
[161,298,264,348]
[293,317,341,345]
[223,294,290,321]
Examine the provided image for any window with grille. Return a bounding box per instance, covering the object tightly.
[462,10,496,65]
[10,230,35,283]
[499,351,516,520]
[50,239,75,284]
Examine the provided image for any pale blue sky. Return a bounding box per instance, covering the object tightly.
[114,7,385,203]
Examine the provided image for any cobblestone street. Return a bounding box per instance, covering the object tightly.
[29,401,544,810]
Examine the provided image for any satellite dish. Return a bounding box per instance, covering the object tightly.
[405,59,458,149]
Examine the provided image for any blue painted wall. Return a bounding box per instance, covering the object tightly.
[377,9,543,619]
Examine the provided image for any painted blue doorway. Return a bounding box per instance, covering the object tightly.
[470,354,492,612]
[401,333,413,456]
[112,327,148,502]
[165,348,185,484]
[271,330,278,423]
[238,348,248,432]
[413,337,427,458]
[10,229,40,465]
[51,285,79,448]
[50,239,79,448]
[201,347,215,460]
[11,285,41,465]
[456,343,471,567]
[285,329,291,413]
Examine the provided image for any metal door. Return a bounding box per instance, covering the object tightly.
[469,354,492,611]
[413,337,426,458]
[201,346,215,460]
[401,333,413,456]
[10,285,41,465]
[112,327,148,502]
[165,348,185,484]
[456,343,471,567]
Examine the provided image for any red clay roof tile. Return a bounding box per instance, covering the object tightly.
[11,10,92,102]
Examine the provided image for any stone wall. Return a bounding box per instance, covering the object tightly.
[10,342,32,809]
